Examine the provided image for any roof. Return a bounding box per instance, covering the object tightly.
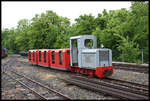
[70,35,96,40]
[29,48,70,52]
[50,48,70,52]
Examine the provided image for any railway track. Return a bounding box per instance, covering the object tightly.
[2,56,148,100]
[2,70,72,100]
[73,75,148,95]
[61,75,149,100]
[105,77,148,90]
[113,63,148,74]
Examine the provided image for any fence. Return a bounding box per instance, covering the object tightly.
[112,49,148,64]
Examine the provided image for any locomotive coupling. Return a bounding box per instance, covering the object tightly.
[103,69,113,76]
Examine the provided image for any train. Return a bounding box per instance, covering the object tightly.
[1,48,8,58]
[28,35,114,78]
[19,51,28,57]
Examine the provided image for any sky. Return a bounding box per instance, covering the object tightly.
[2,1,132,29]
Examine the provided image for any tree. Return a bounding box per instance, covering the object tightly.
[70,14,96,36]
[2,28,10,49]
[29,10,71,49]
[114,34,141,63]
[6,28,18,52]
[119,1,149,62]
[15,19,31,51]
[1,2,148,63]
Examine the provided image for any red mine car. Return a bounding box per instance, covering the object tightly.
[28,49,70,70]
[28,50,38,65]
[37,49,51,67]
[50,49,70,71]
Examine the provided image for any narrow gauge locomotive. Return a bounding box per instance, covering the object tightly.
[28,35,113,78]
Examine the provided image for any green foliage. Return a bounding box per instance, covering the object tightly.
[15,19,31,51]
[117,1,149,63]
[2,28,10,48]
[1,1,149,64]
[71,14,96,36]
[114,34,141,63]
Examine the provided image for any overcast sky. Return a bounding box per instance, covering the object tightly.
[2,1,132,29]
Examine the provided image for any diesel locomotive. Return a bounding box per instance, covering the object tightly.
[28,35,113,78]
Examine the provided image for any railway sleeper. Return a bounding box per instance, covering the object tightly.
[61,78,148,100]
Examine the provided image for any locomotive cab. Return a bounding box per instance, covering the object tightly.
[70,35,97,67]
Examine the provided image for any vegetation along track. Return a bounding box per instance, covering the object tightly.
[61,75,149,100]
[2,70,72,100]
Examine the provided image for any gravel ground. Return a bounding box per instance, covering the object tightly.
[111,69,149,85]
[2,73,37,99]
[1,55,149,100]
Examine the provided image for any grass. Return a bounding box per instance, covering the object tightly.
[4,82,13,87]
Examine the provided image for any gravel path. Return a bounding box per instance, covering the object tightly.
[111,69,149,85]
[1,55,149,100]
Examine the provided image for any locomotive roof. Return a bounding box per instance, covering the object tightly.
[81,48,110,53]
[70,35,96,40]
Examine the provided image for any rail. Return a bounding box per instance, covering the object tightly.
[2,71,72,100]
[61,75,149,100]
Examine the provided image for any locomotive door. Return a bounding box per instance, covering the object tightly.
[70,39,78,66]
[99,50,109,67]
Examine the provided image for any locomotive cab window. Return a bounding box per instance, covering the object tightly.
[59,51,63,65]
[33,52,35,61]
[39,51,41,62]
[84,39,93,48]
[52,51,55,64]
[73,39,77,48]
[67,50,70,54]
[44,51,46,63]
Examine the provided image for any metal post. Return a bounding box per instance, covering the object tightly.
[142,49,143,64]
[122,50,124,62]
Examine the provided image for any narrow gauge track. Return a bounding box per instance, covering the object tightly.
[105,77,148,90]
[61,75,149,100]
[2,71,72,100]
[113,64,148,74]
[73,75,148,95]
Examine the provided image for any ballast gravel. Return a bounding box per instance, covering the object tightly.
[1,55,149,100]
